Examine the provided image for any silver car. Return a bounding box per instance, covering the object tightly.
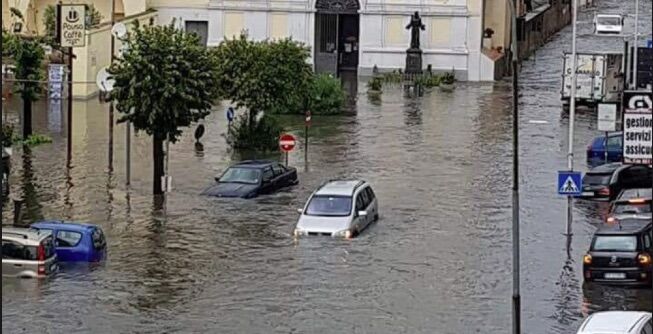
[294,180,379,238]
[2,227,58,278]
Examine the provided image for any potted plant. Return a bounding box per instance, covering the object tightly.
[483,28,494,49]
[439,71,455,92]
[367,76,383,96]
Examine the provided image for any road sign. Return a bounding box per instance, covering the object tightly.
[226,107,235,123]
[597,103,617,132]
[622,91,652,165]
[60,4,86,47]
[558,171,582,196]
[279,134,296,152]
[96,67,115,93]
[48,64,66,99]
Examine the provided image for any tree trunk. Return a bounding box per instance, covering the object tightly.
[23,97,32,138]
[152,135,164,195]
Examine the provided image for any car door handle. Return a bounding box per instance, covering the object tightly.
[13,263,22,267]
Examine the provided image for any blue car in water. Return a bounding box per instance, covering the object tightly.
[586,132,623,165]
[31,221,107,262]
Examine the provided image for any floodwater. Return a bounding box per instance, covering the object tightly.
[2,2,651,333]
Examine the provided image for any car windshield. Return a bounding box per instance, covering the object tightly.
[305,195,352,217]
[593,235,637,251]
[613,203,651,214]
[584,174,611,185]
[218,168,261,184]
[618,188,652,200]
[597,17,621,26]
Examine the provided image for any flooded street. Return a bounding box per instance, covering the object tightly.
[2,1,651,333]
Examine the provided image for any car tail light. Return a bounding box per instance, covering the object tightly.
[606,216,616,224]
[598,187,610,196]
[638,253,651,265]
[628,199,646,204]
[583,254,592,264]
[37,243,45,261]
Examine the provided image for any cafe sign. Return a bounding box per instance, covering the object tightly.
[60,4,86,47]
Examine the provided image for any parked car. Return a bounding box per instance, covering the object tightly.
[294,180,379,238]
[583,218,652,286]
[580,163,652,201]
[586,132,623,165]
[593,14,624,35]
[31,221,107,262]
[576,311,652,334]
[607,188,652,224]
[202,160,298,198]
[2,227,58,278]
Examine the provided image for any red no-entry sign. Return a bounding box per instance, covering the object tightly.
[279,134,296,152]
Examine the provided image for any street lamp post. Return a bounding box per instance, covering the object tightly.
[566,0,579,237]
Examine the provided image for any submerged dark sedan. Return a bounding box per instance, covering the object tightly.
[202,160,298,198]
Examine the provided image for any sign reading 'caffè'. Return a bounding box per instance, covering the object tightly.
[60,4,86,47]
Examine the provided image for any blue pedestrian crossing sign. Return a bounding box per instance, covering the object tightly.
[558,171,582,196]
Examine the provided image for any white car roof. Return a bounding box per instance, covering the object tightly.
[315,180,365,197]
[578,311,651,334]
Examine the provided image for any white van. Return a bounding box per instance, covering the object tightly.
[576,311,652,334]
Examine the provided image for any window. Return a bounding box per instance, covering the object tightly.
[613,203,651,214]
[592,236,638,251]
[642,321,652,334]
[606,135,622,150]
[56,231,82,247]
[305,195,352,217]
[2,240,38,260]
[583,173,611,186]
[272,164,285,177]
[356,194,364,211]
[359,188,370,208]
[262,168,274,182]
[366,187,376,202]
[92,228,106,250]
[218,168,261,184]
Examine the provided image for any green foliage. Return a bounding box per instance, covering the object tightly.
[441,71,455,85]
[367,77,383,91]
[108,21,219,142]
[308,74,345,115]
[20,134,53,146]
[2,124,16,147]
[213,35,313,119]
[415,74,441,88]
[43,5,57,45]
[270,74,345,115]
[2,29,18,56]
[226,114,283,151]
[12,37,45,101]
[85,4,103,29]
[381,70,403,84]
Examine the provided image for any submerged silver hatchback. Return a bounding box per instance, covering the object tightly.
[2,227,58,278]
[294,180,379,238]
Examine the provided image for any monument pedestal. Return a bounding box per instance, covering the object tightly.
[405,48,423,75]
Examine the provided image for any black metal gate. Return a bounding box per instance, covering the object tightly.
[314,0,360,76]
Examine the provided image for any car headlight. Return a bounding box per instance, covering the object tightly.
[293,228,304,237]
[333,229,352,239]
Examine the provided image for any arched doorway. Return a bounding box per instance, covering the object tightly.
[314,0,360,76]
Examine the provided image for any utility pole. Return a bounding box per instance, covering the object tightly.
[108,0,115,172]
[509,0,521,333]
[632,0,639,88]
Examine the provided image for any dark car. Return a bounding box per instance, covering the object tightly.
[580,163,652,201]
[587,132,623,166]
[583,218,652,287]
[202,160,298,198]
[31,221,107,262]
[606,188,652,224]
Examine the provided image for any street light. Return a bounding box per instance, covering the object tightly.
[566,0,580,238]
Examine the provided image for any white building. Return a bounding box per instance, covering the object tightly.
[153,0,497,81]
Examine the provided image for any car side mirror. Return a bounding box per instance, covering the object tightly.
[358,210,368,217]
[297,208,303,214]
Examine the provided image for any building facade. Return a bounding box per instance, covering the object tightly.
[152,0,497,81]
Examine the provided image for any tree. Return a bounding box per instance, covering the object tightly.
[108,22,219,195]
[12,37,44,138]
[213,35,313,127]
[42,5,56,45]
